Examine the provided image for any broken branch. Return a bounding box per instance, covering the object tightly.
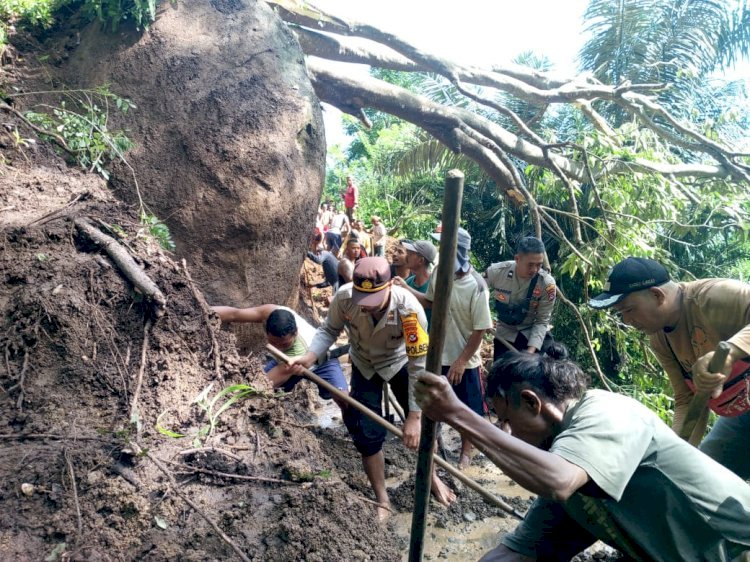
[74,218,166,316]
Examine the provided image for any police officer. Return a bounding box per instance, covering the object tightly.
[485,236,557,360]
[288,257,455,521]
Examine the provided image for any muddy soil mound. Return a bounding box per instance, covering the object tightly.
[0,194,400,561]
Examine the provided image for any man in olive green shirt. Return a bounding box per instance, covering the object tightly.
[415,349,750,561]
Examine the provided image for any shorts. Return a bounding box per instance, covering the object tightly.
[441,365,485,416]
[501,497,597,561]
[343,363,410,457]
[264,358,347,400]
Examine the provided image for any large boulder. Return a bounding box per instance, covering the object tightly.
[57,0,325,350]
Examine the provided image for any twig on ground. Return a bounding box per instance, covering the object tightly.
[74,218,166,316]
[0,433,116,442]
[14,350,28,410]
[28,192,86,227]
[134,443,251,562]
[63,448,83,536]
[351,493,394,513]
[254,429,261,462]
[176,447,242,462]
[130,318,152,433]
[165,460,295,485]
[280,420,317,430]
[181,259,222,380]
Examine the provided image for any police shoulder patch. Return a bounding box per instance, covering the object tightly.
[400,312,429,357]
[545,283,556,302]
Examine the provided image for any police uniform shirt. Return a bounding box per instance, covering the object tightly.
[485,260,556,350]
[308,283,429,411]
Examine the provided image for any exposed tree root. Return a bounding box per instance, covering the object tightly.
[74,218,166,317]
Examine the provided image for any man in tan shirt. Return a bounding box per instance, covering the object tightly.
[287,257,455,520]
[589,257,750,479]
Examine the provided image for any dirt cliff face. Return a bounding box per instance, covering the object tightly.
[55,0,325,351]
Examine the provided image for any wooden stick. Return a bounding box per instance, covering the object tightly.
[679,342,730,442]
[410,169,464,561]
[265,344,523,521]
[74,218,166,317]
[134,443,251,562]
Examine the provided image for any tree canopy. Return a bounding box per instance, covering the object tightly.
[270,0,750,417]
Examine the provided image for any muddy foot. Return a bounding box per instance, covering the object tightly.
[431,475,457,506]
[377,502,392,523]
[458,454,472,471]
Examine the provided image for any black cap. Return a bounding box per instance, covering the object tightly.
[588,257,670,309]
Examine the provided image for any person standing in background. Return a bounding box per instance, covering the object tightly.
[342,176,358,223]
[370,216,387,257]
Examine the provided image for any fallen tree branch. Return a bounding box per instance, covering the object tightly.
[554,286,612,391]
[181,259,221,380]
[134,443,252,562]
[74,218,166,316]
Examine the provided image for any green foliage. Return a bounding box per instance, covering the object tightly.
[156,383,265,447]
[139,212,175,251]
[0,0,56,28]
[82,0,160,31]
[24,86,135,179]
[325,39,750,420]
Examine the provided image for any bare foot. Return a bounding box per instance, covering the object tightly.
[430,474,457,506]
[376,502,392,523]
[458,453,472,471]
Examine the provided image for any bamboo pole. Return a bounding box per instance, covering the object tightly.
[264,343,524,521]
[409,169,463,561]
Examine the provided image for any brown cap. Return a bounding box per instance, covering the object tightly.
[351,257,391,306]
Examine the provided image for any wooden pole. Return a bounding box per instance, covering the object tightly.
[265,343,525,520]
[409,170,464,561]
[678,342,730,442]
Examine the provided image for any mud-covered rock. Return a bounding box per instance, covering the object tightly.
[52,0,326,352]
